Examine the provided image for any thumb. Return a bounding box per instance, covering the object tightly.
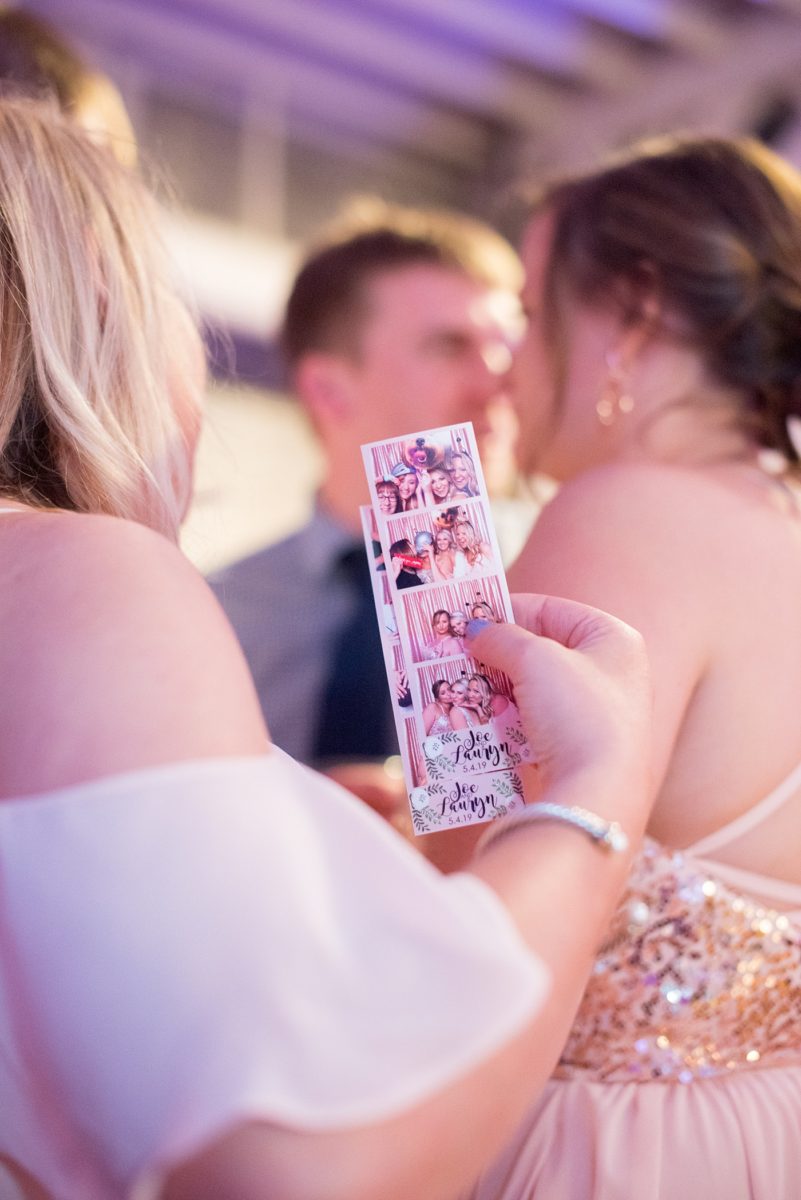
[465,593,646,692]
[463,616,544,684]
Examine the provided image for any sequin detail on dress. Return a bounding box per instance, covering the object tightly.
[556,839,801,1084]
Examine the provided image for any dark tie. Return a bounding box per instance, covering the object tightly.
[312,546,398,764]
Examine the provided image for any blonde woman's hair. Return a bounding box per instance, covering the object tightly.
[0,96,204,537]
[456,519,482,563]
[467,673,494,721]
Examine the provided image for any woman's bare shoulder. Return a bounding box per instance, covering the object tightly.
[537,460,728,524]
[509,459,731,636]
[510,462,738,794]
[6,510,225,647]
[5,507,193,587]
[514,461,735,578]
[0,511,267,796]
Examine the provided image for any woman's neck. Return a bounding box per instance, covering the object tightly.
[614,346,761,471]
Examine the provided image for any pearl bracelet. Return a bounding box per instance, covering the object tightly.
[476,801,630,857]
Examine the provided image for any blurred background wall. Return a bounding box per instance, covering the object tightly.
[11,0,801,569]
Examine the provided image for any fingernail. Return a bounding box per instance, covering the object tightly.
[465,618,492,640]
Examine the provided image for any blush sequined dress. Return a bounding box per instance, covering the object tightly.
[466,761,801,1199]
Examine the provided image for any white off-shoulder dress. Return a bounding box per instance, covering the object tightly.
[0,748,548,1199]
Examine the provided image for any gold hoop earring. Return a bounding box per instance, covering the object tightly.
[596,352,635,427]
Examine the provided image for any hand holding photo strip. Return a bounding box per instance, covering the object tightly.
[361,423,532,835]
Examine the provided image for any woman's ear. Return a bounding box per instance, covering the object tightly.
[610,285,663,372]
[598,296,661,426]
[616,319,653,372]
[620,261,663,342]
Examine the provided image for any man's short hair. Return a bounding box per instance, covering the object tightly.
[281,198,522,370]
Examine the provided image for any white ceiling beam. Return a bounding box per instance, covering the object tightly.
[550,0,724,50]
[519,8,801,175]
[346,0,641,88]
[28,0,489,167]
[160,0,568,132]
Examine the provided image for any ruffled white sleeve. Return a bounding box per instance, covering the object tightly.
[0,749,547,1198]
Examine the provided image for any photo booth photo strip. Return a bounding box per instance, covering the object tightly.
[416,658,517,713]
[412,655,532,783]
[361,423,532,834]
[402,576,507,664]
[404,715,428,790]
[408,769,526,835]
[378,499,496,584]
[365,425,483,515]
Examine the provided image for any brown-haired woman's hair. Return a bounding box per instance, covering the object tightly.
[537,134,801,465]
[0,96,203,537]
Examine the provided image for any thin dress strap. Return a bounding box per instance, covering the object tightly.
[688,756,801,856]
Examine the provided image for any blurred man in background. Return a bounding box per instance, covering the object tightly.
[211,201,523,782]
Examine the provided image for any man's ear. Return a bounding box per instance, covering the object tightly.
[294,352,355,425]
